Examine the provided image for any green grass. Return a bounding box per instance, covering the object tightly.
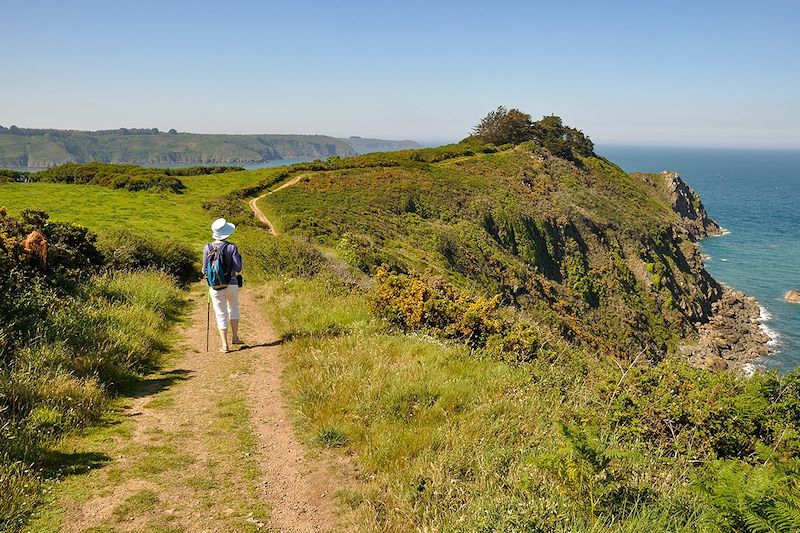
[113,490,160,520]
[261,272,800,532]
[0,166,282,245]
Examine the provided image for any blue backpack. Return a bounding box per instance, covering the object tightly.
[205,242,230,290]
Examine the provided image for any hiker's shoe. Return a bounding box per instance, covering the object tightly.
[219,346,229,353]
[232,339,246,345]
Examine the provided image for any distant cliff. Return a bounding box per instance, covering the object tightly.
[339,136,421,154]
[0,127,419,168]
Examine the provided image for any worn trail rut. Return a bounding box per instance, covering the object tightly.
[249,174,308,235]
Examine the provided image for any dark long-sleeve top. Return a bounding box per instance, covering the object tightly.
[202,240,243,283]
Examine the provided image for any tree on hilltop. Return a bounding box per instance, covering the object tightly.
[532,115,595,160]
[472,106,534,145]
[471,107,595,162]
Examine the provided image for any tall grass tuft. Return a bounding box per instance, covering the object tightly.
[0,270,184,531]
[98,229,199,286]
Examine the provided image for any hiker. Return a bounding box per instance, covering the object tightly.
[203,218,244,352]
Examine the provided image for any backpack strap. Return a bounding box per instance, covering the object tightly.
[219,242,231,275]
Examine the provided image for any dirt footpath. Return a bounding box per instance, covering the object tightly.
[248,173,308,236]
[30,287,347,532]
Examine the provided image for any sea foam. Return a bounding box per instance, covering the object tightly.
[758,305,781,349]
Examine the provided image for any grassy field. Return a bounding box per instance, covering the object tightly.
[0,166,279,245]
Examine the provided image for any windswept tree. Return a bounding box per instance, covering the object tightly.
[472,106,534,145]
[471,107,595,163]
[532,115,595,160]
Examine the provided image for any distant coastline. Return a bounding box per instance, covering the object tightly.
[0,126,421,169]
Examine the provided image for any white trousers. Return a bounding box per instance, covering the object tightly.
[209,284,240,330]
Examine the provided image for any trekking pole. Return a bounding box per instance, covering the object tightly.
[206,291,210,352]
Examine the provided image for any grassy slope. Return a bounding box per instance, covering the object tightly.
[257,144,709,357]
[247,146,799,531]
[261,277,686,531]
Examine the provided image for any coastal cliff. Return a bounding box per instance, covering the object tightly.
[633,171,770,371]
[248,125,772,372]
[634,170,723,239]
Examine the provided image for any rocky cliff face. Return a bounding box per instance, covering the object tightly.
[634,171,770,371]
[635,171,723,239]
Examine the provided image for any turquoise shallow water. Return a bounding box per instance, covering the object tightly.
[599,146,800,371]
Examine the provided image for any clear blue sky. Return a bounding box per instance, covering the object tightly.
[3,0,799,147]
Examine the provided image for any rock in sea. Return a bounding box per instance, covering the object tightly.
[785,289,800,304]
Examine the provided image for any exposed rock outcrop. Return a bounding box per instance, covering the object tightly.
[635,171,723,239]
[632,169,771,371]
[680,288,770,371]
[785,289,800,304]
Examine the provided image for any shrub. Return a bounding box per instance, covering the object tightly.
[485,321,544,363]
[99,228,199,286]
[0,209,104,360]
[373,267,503,346]
[30,162,188,193]
[248,234,325,278]
[0,169,26,182]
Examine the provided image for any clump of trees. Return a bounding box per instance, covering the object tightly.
[471,106,595,162]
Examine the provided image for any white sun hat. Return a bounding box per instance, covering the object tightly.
[211,218,236,240]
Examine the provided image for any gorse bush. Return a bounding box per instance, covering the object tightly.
[373,267,503,347]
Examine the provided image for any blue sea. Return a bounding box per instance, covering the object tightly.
[599,146,800,372]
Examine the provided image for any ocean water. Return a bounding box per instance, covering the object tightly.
[599,146,800,372]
